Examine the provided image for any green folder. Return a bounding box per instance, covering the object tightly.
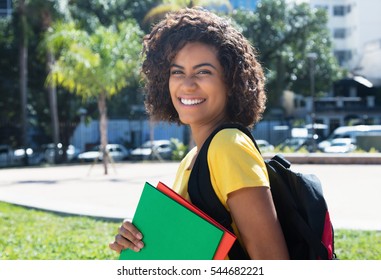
[119,182,224,260]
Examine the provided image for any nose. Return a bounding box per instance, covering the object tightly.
[182,76,197,92]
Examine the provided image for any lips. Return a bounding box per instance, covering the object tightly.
[179,98,206,106]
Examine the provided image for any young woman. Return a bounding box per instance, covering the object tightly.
[109,7,289,260]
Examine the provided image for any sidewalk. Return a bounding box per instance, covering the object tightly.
[0,162,177,221]
[0,162,380,230]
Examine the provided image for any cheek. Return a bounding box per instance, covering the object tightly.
[215,83,228,104]
[168,80,176,98]
[168,77,176,92]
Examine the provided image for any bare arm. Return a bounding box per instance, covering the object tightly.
[227,187,289,260]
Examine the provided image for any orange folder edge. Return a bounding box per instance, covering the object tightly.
[157,181,236,260]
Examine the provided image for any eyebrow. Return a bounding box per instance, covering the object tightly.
[170,63,217,70]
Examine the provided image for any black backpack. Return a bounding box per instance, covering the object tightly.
[188,123,335,260]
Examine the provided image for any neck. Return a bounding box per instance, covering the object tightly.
[190,119,228,150]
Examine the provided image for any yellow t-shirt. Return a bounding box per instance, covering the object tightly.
[172,128,270,252]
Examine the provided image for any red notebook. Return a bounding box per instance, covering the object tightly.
[157,181,236,260]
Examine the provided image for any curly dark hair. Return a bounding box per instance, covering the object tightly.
[142,7,266,128]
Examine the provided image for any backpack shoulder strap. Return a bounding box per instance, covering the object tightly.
[188,123,256,259]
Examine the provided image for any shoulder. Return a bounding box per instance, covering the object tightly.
[209,128,256,153]
[207,127,264,172]
[206,127,270,204]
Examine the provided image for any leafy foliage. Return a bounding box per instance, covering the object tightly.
[170,138,188,160]
[143,0,232,25]
[0,1,153,148]
[45,20,143,99]
[45,19,144,174]
[68,0,157,32]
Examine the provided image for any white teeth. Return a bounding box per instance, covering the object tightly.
[180,98,205,105]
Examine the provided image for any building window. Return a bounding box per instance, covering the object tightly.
[333,28,350,39]
[333,5,351,16]
[334,50,352,66]
[0,0,12,17]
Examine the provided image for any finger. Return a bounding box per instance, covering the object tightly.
[109,241,123,253]
[118,225,142,246]
[118,224,144,251]
[122,221,143,240]
[115,234,143,252]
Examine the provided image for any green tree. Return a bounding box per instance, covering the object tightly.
[7,0,71,163]
[143,0,232,25]
[232,0,345,110]
[45,20,143,174]
[0,16,18,146]
[67,0,157,32]
[1,0,155,153]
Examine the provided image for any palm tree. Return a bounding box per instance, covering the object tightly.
[143,0,232,25]
[45,20,143,174]
[32,0,70,163]
[15,0,29,165]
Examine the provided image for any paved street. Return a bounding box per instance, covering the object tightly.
[0,162,380,230]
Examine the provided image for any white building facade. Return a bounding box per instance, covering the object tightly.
[308,0,381,82]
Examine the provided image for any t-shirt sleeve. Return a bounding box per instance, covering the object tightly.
[208,129,270,206]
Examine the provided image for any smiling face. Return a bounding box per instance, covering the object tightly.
[169,42,229,128]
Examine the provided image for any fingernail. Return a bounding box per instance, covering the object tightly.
[137,241,144,249]
[136,232,143,239]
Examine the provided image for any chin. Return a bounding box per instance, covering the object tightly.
[178,117,197,126]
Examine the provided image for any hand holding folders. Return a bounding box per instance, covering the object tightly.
[119,182,236,260]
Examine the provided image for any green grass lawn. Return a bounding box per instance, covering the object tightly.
[0,201,119,260]
[0,201,380,260]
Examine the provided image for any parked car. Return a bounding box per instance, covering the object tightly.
[318,125,381,151]
[278,137,307,151]
[42,143,80,163]
[279,135,320,152]
[0,145,16,167]
[0,145,46,167]
[78,144,129,162]
[130,140,174,160]
[323,138,356,153]
[13,147,45,165]
[256,140,274,153]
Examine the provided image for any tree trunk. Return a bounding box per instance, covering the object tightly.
[42,5,61,163]
[274,55,286,107]
[18,0,29,166]
[98,92,109,175]
[47,51,60,163]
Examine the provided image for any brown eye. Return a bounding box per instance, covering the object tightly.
[170,70,183,75]
[197,70,211,75]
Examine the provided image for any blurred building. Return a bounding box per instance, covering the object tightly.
[355,39,381,87]
[283,76,381,136]
[0,0,12,17]
[231,0,381,85]
[308,0,381,85]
